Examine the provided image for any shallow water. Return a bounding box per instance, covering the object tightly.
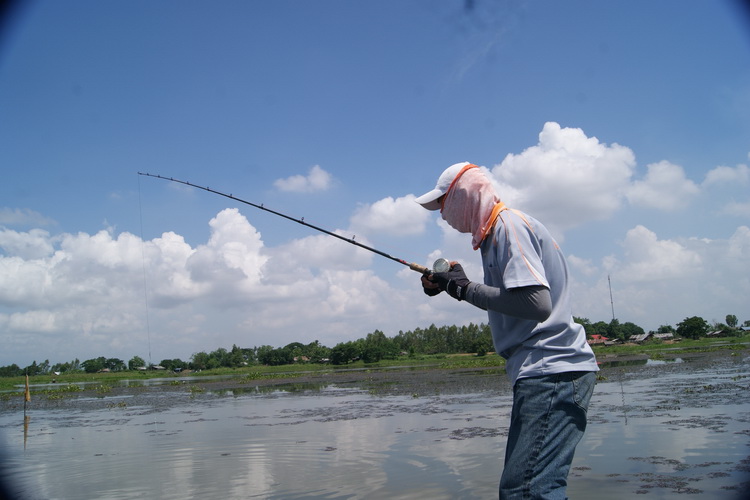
[1,354,748,499]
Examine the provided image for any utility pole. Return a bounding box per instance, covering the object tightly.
[608,275,615,321]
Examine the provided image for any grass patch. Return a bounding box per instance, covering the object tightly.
[2,336,746,395]
[591,334,750,357]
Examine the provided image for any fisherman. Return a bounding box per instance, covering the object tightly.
[416,162,599,499]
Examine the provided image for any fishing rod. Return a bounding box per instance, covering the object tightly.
[138,172,449,275]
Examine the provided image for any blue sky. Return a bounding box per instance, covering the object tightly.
[1,0,749,367]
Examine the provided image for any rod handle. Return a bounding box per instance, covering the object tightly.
[408,262,431,275]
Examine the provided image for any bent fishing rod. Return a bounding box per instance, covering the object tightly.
[138,172,450,275]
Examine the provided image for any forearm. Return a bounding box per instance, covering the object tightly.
[465,283,552,322]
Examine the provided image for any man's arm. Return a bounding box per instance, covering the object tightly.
[465,283,551,323]
[426,263,552,323]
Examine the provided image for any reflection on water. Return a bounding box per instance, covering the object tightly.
[598,356,685,368]
[1,354,748,499]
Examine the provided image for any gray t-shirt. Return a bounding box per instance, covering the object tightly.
[471,209,599,385]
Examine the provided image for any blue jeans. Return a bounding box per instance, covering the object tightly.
[499,371,596,500]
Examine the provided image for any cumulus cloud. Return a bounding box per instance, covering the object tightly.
[569,225,749,331]
[615,225,702,281]
[349,194,432,236]
[626,160,700,210]
[273,165,333,193]
[0,206,446,366]
[186,209,267,296]
[701,163,750,218]
[272,231,374,274]
[703,163,749,186]
[491,122,636,236]
[0,227,55,259]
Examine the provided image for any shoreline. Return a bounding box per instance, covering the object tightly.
[3,347,747,414]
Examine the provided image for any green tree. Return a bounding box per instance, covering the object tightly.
[81,357,107,373]
[656,325,675,334]
[209,348,230,367]
[676,316,710,339]
[190,351,210,370]
[607,318,623,340]
[23,360,52,376]
[589,321,610,337]
[24,360,41,376]
[50,359,81,373]
[228,344,246,367]
[105,358,126,371]
[303,340,331,363]
[726,314,738,328]
[471,333,494,356]
[619,322,644,341]
[159,358,188,371]
[255,345,275,365]
[330,341,358,365]
[0,364,22,377]
[128,356,146,370]
[265,347,294,366]
[361,330,395,363]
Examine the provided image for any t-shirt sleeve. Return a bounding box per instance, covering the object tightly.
[499,213,550,290]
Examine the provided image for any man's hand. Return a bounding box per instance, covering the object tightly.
[431,262,471,301]
[421,274,442,296]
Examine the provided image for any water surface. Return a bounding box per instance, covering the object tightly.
[1,353,748,499]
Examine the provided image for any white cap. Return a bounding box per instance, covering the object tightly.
[415,162,471,211]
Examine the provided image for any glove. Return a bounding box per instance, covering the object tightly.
[431,262,471,301]
[421,274,442,296]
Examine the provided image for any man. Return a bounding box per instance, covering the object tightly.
[416,162,599,499]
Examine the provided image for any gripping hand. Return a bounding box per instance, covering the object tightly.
[421,274,442,296]
[431,262,471,301]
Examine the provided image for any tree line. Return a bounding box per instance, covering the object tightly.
[2,314,747,377]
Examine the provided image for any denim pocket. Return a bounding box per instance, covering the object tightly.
[571,371,596,412]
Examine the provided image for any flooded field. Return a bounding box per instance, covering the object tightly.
[1,350,748,499]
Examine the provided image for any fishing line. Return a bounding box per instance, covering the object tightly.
[137,175,153,367]
[619,368,628,426]
[137,172,446,275]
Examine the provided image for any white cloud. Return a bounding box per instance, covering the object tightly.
[721,201,750,218]
[350,194,432,236]
[616,225,702,281]
[0,227,55,259]
[700,163,750,218]
[491,122,636,237]
[570,225,749,330]
[626,160,700,210]
[703,163,749,186]
[0,208,55,227]
[0,206,450,365]
[567,254,597,277]
[273,165,333,193]
[186,209,267,299]
[271,231,373,274]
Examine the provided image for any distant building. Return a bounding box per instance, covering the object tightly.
[630,333,652,343]
[588,334,610,345]
[653,333,674,341]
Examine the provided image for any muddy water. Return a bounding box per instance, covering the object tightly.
[1,351,748,499]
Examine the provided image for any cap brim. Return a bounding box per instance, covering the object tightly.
[415,188,444,211]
